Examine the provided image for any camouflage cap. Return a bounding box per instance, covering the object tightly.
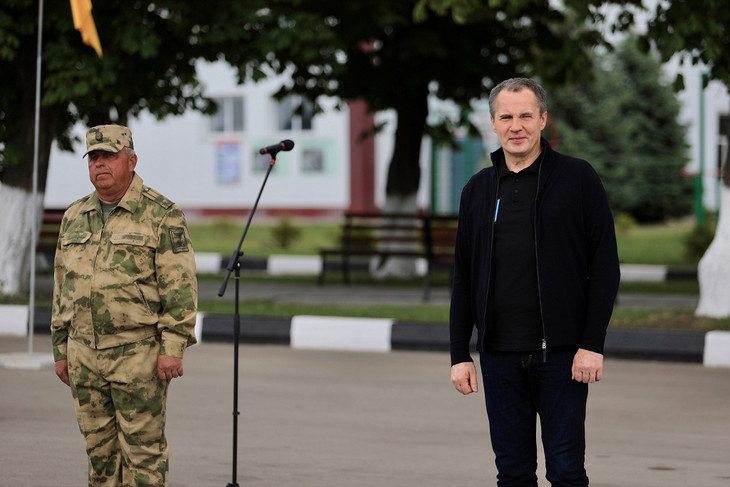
[83,124,134,158]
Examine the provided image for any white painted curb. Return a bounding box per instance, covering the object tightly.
[290,315,393,352]
[195,253,223,274]
[0,305,29,336]
[703,331,730,368]
[620,264,667,283]
[0,352,55,370]
[268,255,322,276]
[195,312,206,344]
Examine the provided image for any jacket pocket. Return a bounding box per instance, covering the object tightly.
[110,233,150,246]
[61,232,92,245]
[106,232,155,277]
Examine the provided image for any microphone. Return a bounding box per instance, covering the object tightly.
[259,139,295,155]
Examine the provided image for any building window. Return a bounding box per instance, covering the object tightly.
[252,151,276,174]
[277,96,314,131]
[210,97,245,133]
[301,148,324,173]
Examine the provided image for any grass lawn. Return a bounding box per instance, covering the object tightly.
[196,299,730,332]
[615,218,700,266]
[185,216,730,332]
[188,218,339,256]
[190,216,707,266]
[7,217,724,333]
[14,287,728,332]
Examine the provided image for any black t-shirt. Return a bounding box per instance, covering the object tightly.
[485,153,544,352]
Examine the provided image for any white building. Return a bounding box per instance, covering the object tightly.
[45,59,729,218]
[672,60,729,211]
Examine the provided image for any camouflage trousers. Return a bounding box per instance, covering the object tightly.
[67,336,169,487]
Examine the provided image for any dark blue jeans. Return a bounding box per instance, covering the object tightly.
[480,349,589,487]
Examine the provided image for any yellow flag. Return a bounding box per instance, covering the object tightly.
[70,0,102,57]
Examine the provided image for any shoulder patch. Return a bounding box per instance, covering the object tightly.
[142,186,173,209]
[169,227,189,253]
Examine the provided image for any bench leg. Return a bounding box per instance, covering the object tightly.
[342,254,350,284]
[317,262,325,286]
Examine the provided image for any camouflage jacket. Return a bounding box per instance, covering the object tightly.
[51,174,197,362]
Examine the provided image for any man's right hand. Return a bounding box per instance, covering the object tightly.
[451,361,478,395]
[55,359,70,387]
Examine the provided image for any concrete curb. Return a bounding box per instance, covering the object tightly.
[196,253,698,283]
[196,314,711,363]
[3,309,722,366]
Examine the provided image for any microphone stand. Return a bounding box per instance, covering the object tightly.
[218,154,278,487]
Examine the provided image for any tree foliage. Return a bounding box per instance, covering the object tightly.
[549,38,692,222]
[643,0,730,89]
[0,0,214,191]
[642,0,730,186]
[0,0,647,200]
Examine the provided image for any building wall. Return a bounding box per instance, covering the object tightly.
[673,61,730,211]
[45,61,437,218]
[44,60,729,217]
[45,62,353,218]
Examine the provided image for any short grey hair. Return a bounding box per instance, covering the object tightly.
[488,78,548,117]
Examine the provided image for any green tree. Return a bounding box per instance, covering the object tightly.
[0,1,214,294]
[0,0,646,293]
[643,0,730,186]
[549,37,692,222]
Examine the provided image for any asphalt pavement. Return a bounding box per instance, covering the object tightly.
[1,335,729,487]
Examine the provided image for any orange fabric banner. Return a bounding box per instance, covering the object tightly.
[70,0,102,57]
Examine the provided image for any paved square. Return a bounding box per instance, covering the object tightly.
[1,336,728,486]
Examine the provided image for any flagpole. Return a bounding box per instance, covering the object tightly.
[29,0,45,354]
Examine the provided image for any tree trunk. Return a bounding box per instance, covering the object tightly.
[384,86,428,202]
[0,185,44,295]
[696,185,730,317]
[696,100,730,318]
[0,96,57,295]
[369,85,428,280]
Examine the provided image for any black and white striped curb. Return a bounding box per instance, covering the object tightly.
[195,253,699,283]
[2,308,728,367]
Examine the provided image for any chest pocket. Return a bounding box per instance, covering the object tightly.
[61,232,92,246]
[110,233,150,246]
[108,233,155,275]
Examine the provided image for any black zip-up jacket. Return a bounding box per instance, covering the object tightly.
[450,139,620,366]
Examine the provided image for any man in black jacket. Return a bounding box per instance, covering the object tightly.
[450,78,620,487]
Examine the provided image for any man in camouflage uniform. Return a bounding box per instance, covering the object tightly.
[51,124,198,487]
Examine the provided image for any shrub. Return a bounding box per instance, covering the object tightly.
[614,212,637,236]
[270,214,302,249]
[684,216,716,263]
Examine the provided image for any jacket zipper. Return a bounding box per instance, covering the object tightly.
[91,207,114,347]
[90,213,104,347]
[534,152,547,363]
[482,174,499,338]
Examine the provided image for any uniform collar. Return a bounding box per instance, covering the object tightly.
[80,173,144,215]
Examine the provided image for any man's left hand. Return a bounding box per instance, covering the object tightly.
[158,354,184,381]
[571,348,603,383]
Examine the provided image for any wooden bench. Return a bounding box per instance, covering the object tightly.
[37,208,65,260]
[318,212,458,300]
